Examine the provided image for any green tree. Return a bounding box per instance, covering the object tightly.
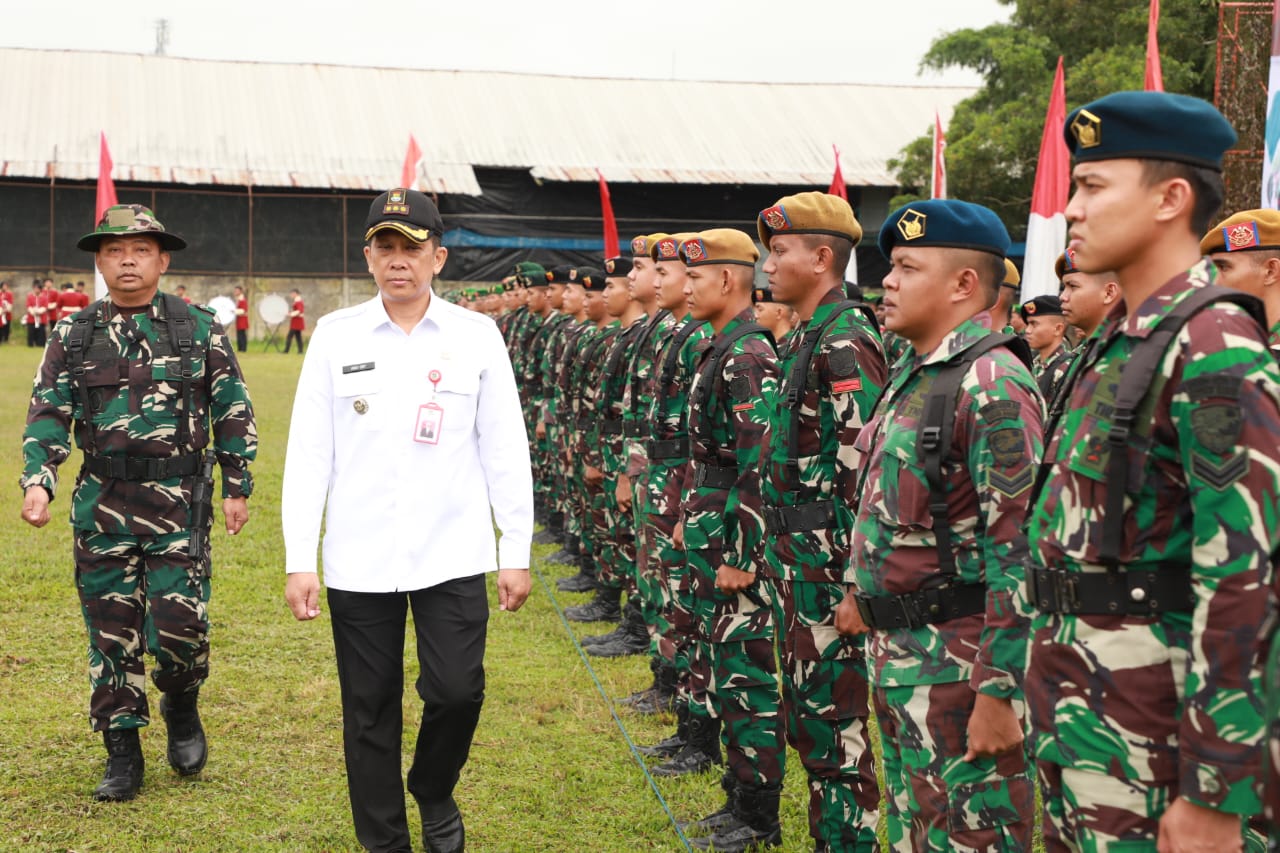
[888,0,1221,239]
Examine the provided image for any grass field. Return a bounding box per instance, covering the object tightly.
[0,343,849,852]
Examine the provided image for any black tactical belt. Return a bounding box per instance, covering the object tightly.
[84,452,203,481]
[1027,567,1194,616]
[763,500,835,535]
[647,438,689,460]
[693,463,737,490]
[854,583,986,631]
[600,418,624,436]
[623,422,647,438]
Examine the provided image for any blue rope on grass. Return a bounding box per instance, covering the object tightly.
[532,564,696,852]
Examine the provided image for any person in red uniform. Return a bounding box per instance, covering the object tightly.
[284,288,305,354]
[0,280,13,344]
[37,278,55,346]
[24,282,41,347]
[233,285,249,353]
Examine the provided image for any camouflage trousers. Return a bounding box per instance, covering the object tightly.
[689,550,782,786]
[773,579,879,852]
[594,473,635,591]
[873,680,1034,852]
[574,455,599,562]
[75,529,211,731]
[638,510,680,658]
[1038,760,1265,852]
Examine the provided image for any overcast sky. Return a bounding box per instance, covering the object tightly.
[1,0,1011,86]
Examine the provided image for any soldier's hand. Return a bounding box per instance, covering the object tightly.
[21,485,50,528]
[223,497,248,535]
[716,564,755,594]
[834,589,870,636]
[673,521,684,550]
[535,420,547,440]
[584,466,604,486]
[615,474,632,511]
[1157,797,1243,853]
[497,568,532,612]
[285,572,322,621]
[963,693,1024,762]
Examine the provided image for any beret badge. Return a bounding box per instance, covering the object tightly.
[1226,222,1261,252]
[1070,109,1102,149]
[683,239,706,262]
[897,209,927,241]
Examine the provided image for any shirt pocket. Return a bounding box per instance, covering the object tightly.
[866,439,936,532]
[82,361,125,425]
[434,366,481,432]
[332,367,389,431]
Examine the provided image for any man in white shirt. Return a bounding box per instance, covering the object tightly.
[281,188,533,853]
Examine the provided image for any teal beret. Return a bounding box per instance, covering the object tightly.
[878,199,1010,260]
[1064,91,1237,172]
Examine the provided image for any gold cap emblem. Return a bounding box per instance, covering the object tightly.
[897,209,926,241]
[1070,109,1101,149]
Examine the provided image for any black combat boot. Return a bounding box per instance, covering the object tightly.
[637,702,688,758]
[159,688,207,775]
[588,604,649,657]
[678,772,736,835]
[652,714,721,777]
[563,586,621,623]
[557,553,599,593]
[548,533,579,565]
[689,781,782,851]
[547,511,566,544]
[582,602,639,647]
[533,494,548,526]
[630,660,677,713]
[93,728,144,801]
[619,655,662,701]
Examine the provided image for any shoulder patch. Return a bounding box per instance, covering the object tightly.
[979,400,1021,424]
[1189,403,1243,454]
[826,347,859,377]
[729,374,752,402]
[1182,374,1242,402]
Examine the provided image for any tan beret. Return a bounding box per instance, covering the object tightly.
[1002,258,1021,287]
[1054,248,1080,280]
[757,191,863,247]
[630,233,671,258]
[679,229,759,268]
[1201,209,1280,254]
[650,232,697,262]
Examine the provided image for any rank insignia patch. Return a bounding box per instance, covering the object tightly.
[1070,109,1101,149]
[382,189,410,215]
[1224,221,1261,252]
[897,209,926,241]
[1190,403,1243,455]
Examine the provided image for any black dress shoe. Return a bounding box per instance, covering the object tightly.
[422,810,465,853]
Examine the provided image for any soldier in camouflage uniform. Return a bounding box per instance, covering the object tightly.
[1055,248,1119,343]
[751,285,797,349]
[841,199,1041,852]
[673,229,784,852]
[512,264,551,524]
[1025,91,1280,852]
[1203,209,1280,363]
[21,204,257,801]
[755,192,886,853]
[1018,295,1073,401]
[632,238,716,754]
[528,268,574,544]
[548,270,593,565]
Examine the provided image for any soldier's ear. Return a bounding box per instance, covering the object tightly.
[1263,256,1280,289]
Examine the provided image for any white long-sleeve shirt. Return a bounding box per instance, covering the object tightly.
[281,291,532,592]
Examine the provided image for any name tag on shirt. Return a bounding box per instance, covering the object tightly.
[342,362,375,374]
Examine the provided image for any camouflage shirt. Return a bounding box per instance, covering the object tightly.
[528,311,572,422]
[575,323,621,466]
[1025,259,1280,814]
[761,289,887,583]
[22,293,257,534]
[599,315,648,475]
[1031,343,1074,404]
[644,314,711,517]
[624,309,677,477]
[681,308,779,571]
[850,312,1042,698]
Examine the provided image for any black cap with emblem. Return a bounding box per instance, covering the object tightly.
[364,188,445,244]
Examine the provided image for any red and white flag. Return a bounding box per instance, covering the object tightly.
[1145,0,1164,92]
[931,111,947,199]
[1023,57,1070,300]
[597,169,620,259]
[94,132,118,300]
[401,134,422,189]
[828,144,847,201]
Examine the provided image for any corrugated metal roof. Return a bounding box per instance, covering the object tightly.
[0,48,974,195]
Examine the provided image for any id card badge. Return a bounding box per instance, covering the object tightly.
[413,402,444,445]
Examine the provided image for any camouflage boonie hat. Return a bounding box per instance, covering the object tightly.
[78,204,187,252]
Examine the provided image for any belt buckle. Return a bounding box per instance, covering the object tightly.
[762,506,781,534]
[853,592,875,627]
[896,592,924,630]
[108,456,128,479]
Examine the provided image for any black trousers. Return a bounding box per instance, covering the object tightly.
[235,328,247,352]
[284,329,304,353]
[328,576,488,853]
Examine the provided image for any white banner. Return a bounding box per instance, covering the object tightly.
[1264,1,1280,207]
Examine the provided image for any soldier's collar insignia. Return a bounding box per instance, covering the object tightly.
[1070,109,1101,149]
[106,208,135,228]
[897,209,926,241]
[683,239,706,262]
[761,205,791,232]
[383,188,410,215]
[1225,221,1261,252]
